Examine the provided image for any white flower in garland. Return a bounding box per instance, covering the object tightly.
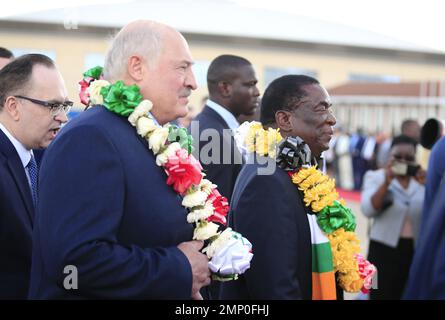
[193,221,220,240]
[128,100,153,126]
[209,237,253,276]
[156,142,181,166]
[182,190,208,208]
[87,79,110,105]
[203,227,234,258]
[148,127,169,154]
[234,121,255,155]
[199,179,217,195]
[136,117,157,138]
[187,201,214,223]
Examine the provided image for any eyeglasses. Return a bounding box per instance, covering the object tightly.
[14,95,73,116]
[393,154,415,162]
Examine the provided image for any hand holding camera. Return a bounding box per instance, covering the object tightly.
[390,161,420,177]
[389,160,426,185]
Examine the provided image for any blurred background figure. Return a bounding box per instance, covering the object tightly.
[191,54,260,203]
[375,131,392,169]
[332,126,354,189]
[403,136,445,299]
[361,135,426,300]
[0,47,14,70]
[349,128,368,190]
[375,119,420,171]
[418,118,444,169]
[190,54,260,299]
[401,119,421,143]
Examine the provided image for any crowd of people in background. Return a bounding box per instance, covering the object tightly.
[325,119,425,191]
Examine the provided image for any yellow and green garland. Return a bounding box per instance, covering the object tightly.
[239,121,376,297]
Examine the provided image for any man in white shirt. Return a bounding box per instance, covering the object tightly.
[190,54,260,300]
[191,55,260,203]
[0,53,70,299]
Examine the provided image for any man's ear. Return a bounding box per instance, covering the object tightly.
[275,110,293,134]
[127,55,144,81]
[218,81,232,98]
[3,96,20,121]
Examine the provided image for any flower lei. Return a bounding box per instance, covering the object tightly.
[79,67,253,281]
[235,121,283,158]
[239,122,376,294]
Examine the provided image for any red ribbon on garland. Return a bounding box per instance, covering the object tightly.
[165,149,203,194]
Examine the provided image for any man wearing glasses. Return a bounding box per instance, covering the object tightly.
[0,53,70,299]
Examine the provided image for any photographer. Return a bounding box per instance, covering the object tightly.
[361,135,426,300]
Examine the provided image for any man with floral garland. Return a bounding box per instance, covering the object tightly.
[28,20,212,299]
[221,75,340,299]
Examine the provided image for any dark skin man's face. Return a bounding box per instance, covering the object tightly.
[288,84,336,157]
[228,65,260,117]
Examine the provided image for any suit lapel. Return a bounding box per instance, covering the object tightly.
[0,130,34,225]
[203,106,244,165]
[7,158,34,225]
[202,106,230,128]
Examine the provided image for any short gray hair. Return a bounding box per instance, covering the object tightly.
[104,22,163,81]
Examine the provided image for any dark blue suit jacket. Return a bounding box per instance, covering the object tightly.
[403,174,445,299]
[28,106,194,299]
[0,129,34,299]
[220,155,312,299]
[421,136,445,229]
[190,106,242,203]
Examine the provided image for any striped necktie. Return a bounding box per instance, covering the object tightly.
[27,154,38,208]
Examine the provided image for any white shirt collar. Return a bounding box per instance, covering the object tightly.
[206,99,239,130]
[0,122,32,168]
[147,111,161,127]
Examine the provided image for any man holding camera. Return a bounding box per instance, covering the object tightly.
[361,135,426,300]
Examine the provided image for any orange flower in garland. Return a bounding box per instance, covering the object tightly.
[290,166,376,293]
[290,166,339,212]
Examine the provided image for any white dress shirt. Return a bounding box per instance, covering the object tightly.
[206,99,239,131]
[206,99,247,161]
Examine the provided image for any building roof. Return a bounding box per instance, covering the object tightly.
[329,81,445,105]
[329,81,445,97]
[2,0,442,54]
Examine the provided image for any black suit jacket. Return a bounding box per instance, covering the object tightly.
[404,174,445,299]
[28,106,193,299]
[0,129,34,299]
[190,106,242,202]
[220,155,312,299]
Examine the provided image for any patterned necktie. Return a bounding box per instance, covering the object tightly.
[27,154,38,208]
